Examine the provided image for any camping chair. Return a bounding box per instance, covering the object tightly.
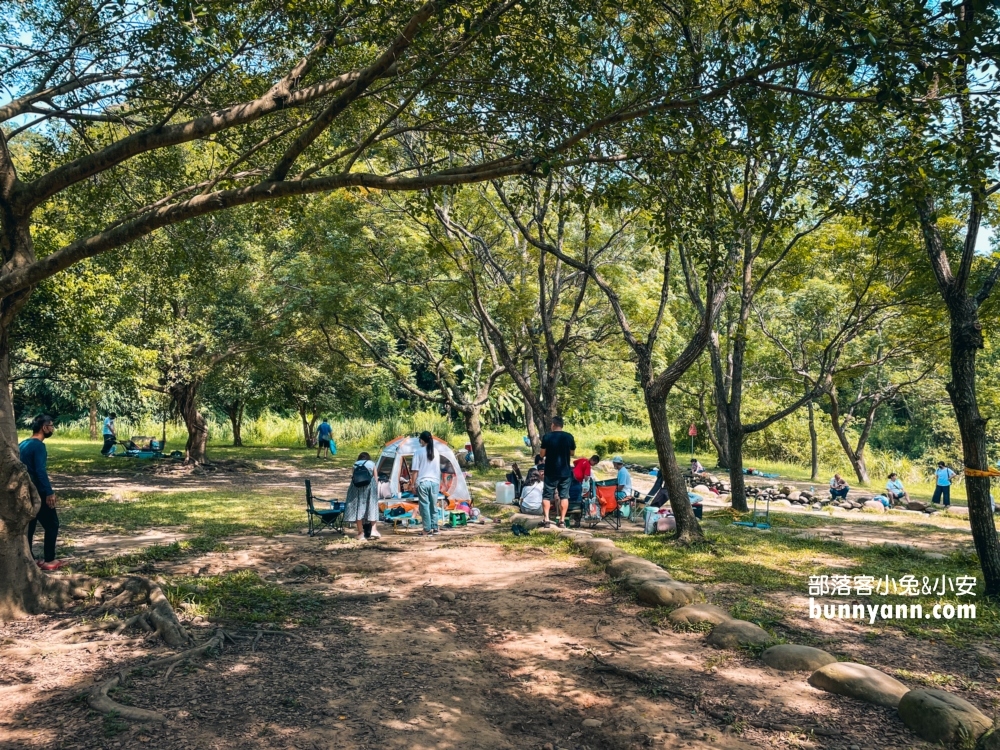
[588,479,636,531]
[506,462,524,499]
[305,479,346,536]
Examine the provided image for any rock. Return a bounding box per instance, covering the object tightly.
[419,598,439,609]
[811,502,822,510]
[591,545,630,565]
[897,689,992,745]
[606,556,665,579]
[761,645,837,672]
[438,590,456,603]
[706,619,774,649]
[510,513,545,530]
[622,570,673,589]
[576,538,615,555]
[488,457,506,468]
[291,563,310,575]
[808,662,909,708]
[771,499,792,507]
[582,719,603,728]
[668,603,731,626]
[692,484,712,495]
[799,490,813,500]
[636,580,701,608]
[779,485,794,495]
[787,491,801,501]
[906,500,928,511]
[863,500,886,512]
[980,728,1000,750]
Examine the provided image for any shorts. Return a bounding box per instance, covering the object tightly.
[318,438,331,449]
[543,475,572,501]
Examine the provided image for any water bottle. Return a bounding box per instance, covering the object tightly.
[810,486,815,494]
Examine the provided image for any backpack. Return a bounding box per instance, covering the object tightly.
[351,462,373,488]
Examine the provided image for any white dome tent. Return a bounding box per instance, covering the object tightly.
[375,435,471,514]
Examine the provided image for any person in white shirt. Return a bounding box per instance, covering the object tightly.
[886,473,909,505]
[101,412,117,456]
[518,469,544,515]
[411,431,442,535]
[932,461,959,508]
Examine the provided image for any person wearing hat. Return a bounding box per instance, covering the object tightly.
[612,456,632,503]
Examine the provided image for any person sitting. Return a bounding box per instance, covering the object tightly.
[612,455,632,503]
[886,473,909,506]
[689,458,707,477]
[829,474,849,500]
[518,468,544,516]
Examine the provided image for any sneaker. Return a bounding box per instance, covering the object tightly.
[369,528,382,540]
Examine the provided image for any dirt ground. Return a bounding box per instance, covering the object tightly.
[1,465,996,750]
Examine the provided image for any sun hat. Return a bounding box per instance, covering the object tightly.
[611,455,624,464]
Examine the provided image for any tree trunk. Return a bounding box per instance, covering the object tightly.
[828,389,870,485]
[227,401,244,448]
[946,296,1000,597]
[0,313,74,617]
[462,406,489,470]
[727,414,749,513]
[524,396,540,454]
[807,396,819,482]
[88,385,98,441]
[645,389,702,543]
[170,381,208,464]
[298,404,317,448]
[708,335,731,469]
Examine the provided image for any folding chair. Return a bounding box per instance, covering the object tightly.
[305,479,345,536]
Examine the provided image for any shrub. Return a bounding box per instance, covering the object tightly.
[605,436,630,454]
[594,442,607,458]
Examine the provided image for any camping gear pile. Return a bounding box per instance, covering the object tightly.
[687,475,730,494]
[111,436,181,460]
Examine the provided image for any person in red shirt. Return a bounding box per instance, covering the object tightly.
[567,454,600,527]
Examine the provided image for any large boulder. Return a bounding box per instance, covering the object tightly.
[692,484,712,495]
[761,645,837,672]
[906,500,928,512]
[636,580,701,608]
[786,491,802,502]
[606,556,665,579]
[863,500,886,513]
[897,689,992,745]
[622,570,673,589]
[668,603,731,627]
[808,662,909,708]
[779,485,794,496]
[705,619,774,649]
[590,545,629,565]
[489,457,506,468]
[576,538,616,555]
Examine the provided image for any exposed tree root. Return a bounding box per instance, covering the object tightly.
[2,638,144,658]
[88,629,225,723]
[96,576,192,648]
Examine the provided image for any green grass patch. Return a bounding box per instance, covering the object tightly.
[75,537,229,578]
[165,570,327,626]
[614,523,998,644]
[61,489,305,538]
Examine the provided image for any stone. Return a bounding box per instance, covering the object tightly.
[636,580,701,608]
[291,563,310,575]
[606,556,665,579]
[897,689,992,745]
[979,728,1000,750]
[419,598,439,609]
[808,662,909,708]
[622,570,673,589]
[576,538,615,554]
[799,491,813,500]
[582,719,603,728]
[488,457,506,468]
[787,491,802,501]
[779,485,794,495]
[438,590,456,603]
[906,500,928,511]
[692,484,712,495]
[811,502,822,510]
[668,603,731,626]
[510,513,545,530]
[705,619,774,649]
[590,546,629,565]
[863,500,886,512]
[771,499,792,507]
[761,645,837,672]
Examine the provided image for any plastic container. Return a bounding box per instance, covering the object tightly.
[495,481,515,504]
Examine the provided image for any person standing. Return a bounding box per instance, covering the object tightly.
[932,461,958,508]
[21,414,63,570]
[412,431,442,536]
[101,412,117,456]
[540,416,575,528]
[344,451,380,539]
[316,418,335,458]
[568,454,599,527]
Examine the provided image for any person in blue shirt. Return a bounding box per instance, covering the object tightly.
[315,418,336,458]
[101,412,117,456]
[20,414,63,570]
[886,473,909,506]
[932,461,958,507]
[612,455,632,502]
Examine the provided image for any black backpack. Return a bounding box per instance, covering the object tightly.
[352,462,373,488]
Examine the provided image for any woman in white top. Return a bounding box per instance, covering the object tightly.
[518,468,544,515]
[411,431,442,535]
